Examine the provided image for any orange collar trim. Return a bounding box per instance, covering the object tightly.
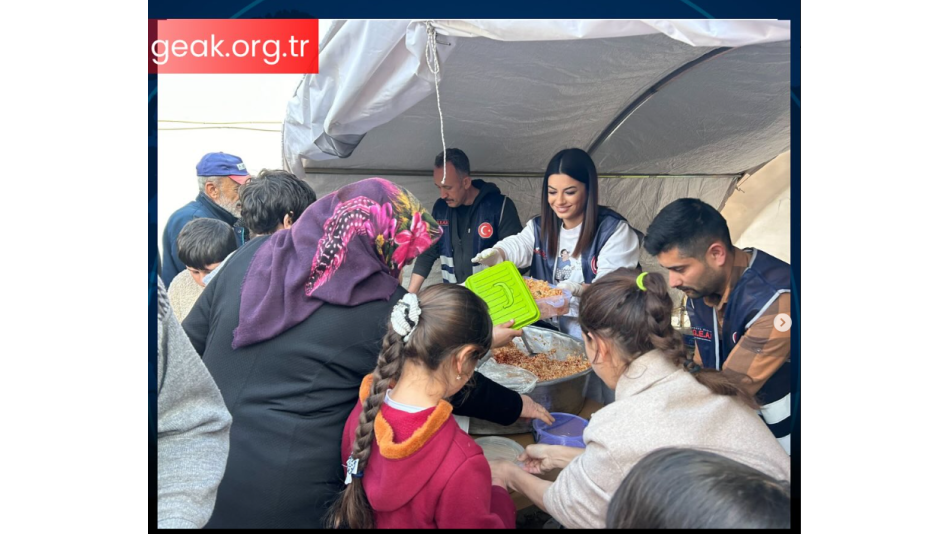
[358,374,454,460]
[359,374,374,403]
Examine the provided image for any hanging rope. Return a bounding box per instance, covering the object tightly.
[425,22,448,184]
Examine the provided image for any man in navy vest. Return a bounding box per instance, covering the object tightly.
[408,148,522,292]
[645,199,792,454]
[162,152,249,286]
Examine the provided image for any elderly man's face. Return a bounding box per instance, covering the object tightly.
[209,177,242,217]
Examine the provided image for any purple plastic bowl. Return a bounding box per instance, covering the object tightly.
[533,412,589,448]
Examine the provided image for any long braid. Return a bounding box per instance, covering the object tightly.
[579,269,756,409]
[327,285,493,528]
[327,329,405,529]
[638,273,757,409]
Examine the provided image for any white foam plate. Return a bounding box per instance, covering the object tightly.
[475,436,525,463]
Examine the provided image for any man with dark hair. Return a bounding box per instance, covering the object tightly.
[167,218,239,322]
[644,198,792,454]
[239,169,317,236]
[408,148,523,292]
[162,152,249,286]
[197,170,319,293]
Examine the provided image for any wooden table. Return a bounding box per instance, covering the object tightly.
[474,398,604,511]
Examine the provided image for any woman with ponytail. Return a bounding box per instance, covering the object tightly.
[489,268,790,529]
[330,284,515,529]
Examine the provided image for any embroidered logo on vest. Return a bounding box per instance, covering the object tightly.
[591,256,599,275]
[533,248,548,259]
[478,222,494,239]
[692,327,713,341]
[732,332,739,344]
[437,219,450,227]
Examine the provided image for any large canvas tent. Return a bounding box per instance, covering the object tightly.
[281,19,792,288]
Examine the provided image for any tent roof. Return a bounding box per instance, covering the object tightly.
[285,20,790,177]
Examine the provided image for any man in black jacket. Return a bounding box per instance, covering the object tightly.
[408,149,522,293]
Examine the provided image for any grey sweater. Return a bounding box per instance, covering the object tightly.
[156,281,232,529]
[543,350,791,528]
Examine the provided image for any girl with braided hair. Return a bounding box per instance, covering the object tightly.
[489,268,791,529]
[184,178,549,529]
[330,284,516,529]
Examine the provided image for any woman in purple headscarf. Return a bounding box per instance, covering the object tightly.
[182,178,549,529]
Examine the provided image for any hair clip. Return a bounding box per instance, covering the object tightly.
[391,293,422,342]
[344,455,364,485]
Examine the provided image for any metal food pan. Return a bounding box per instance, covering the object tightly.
[470,326,591,435]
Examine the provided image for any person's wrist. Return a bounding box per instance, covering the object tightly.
[520,394,532,413]
[493,460,512,484]
[491,462,509,485]
[492,247,505,262]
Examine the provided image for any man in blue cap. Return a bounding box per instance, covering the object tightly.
[161,153,249,286]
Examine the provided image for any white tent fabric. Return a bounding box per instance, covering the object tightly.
[283,19,790,175]
[426,20,790,46]
[282,19,791,290]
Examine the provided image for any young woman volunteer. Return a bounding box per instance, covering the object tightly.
[472,148,641,402]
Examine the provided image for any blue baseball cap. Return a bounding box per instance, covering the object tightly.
[196,152,250,184]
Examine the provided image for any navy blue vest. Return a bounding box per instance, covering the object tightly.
[431,193,506,283]
[688,249,792,446]
[528,208,627,284]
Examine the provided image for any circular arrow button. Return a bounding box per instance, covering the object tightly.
[774,313,792,333]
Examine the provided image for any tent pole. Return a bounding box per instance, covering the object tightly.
[302,167,740,180]
[587,47,733,157]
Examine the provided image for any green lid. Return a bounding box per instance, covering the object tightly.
[465,261,540,330]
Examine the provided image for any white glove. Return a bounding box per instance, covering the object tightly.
[557,281,584,297]
[472,248,503,267]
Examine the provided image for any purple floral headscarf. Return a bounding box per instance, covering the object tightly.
[231,178,441,349]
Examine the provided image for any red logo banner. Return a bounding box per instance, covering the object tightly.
[149,19,319,74]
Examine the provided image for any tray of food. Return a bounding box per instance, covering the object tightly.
[523,277,572,318]
[471,326,592,435]
[492,342,590,382]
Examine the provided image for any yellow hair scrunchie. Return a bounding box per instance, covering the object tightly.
[636,272,649,291]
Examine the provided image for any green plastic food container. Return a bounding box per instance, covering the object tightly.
[464,261,540,330]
